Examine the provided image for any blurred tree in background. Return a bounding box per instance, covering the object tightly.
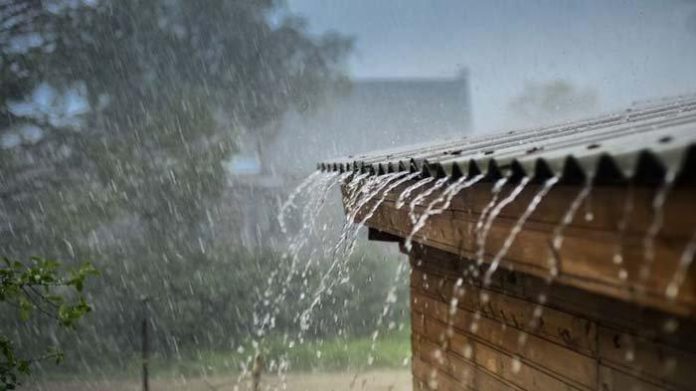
[0,0,385,376]
[508,79,598,125]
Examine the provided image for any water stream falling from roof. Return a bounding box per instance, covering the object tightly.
[407,177,450,224]
[474,178,509,268]
[367,260,407,367]
[395,177,435,209]
[482,176,559,286]
[476,177,531,270]
[666,230,696,300]
[640,170,677,289]
[404,174,485,251]
[268,143,694,387]
[250,170,346,389]
[258,171,341,336]
[613,185,635,281]
[547,177,594,278]
[299,172,407,333]
[278,170,323,235]
[275,172,345,306]
[520,178,595,356]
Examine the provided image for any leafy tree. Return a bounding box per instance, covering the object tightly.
[0,257,98,390]
[0,0,353,373]
[509,79,598,125]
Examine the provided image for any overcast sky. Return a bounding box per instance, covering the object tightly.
[286,0,696,132]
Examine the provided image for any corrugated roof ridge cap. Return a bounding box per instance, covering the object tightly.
[317,95,696,175]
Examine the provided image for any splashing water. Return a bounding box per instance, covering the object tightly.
[256,171,342,337]
[332,172,423,271]
[278,170,323,234]
[666,230,696,300]
[245,170,347,389]
[404,174,485,251]
[407,177,450,223]
[347,172,409,224]
[333,172,408,262]
[483,176,559,286]
[353,172,422,237]
[367,261,407,367]
[342,172,374,215]
[275,172,346,303]
[395,176,434,209]
[299,172,412,334]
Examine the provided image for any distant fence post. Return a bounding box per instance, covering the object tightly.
[252,353,264,391]
[141,296,150,391]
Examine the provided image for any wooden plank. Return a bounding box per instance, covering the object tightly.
[421,306,597,389]
[422,312,584,391]
[414,305,583,390]
[359,191,696,315]
[447,353,521,391]
[598,365,677,391]
[413,281,596,389]
[490,259,696,354]
[413,284,598,357]
[413,355,468,391]
[409,245,696,390]
[597,327,696,390]
[369,181,696,239]
[411,268,598,356]
[414,338,521,391]
[411,244,696,351]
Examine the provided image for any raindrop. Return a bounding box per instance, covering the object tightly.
[483,176,559,286]
[477,176,531,269]
[665,230,696,300]
[641,170,677,285]
[511,356,522,374]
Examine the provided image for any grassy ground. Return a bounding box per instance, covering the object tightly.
[139,329,410,379]
[23,370,412,390]
[24,330,411,390]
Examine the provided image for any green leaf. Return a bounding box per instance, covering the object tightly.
[17,297,33,322]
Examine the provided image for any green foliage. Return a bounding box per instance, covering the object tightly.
[0,0,353,320]
[0,257,98,390]
[0,1,398,382]
[86,330,410,379]
[509,79,598,123]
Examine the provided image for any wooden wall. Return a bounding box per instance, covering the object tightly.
[409,244,696,391]
[354,181,696,317]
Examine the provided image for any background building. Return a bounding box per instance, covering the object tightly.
[225,73,472,247]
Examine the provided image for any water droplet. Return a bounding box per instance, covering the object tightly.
[463,344,473,359]
[511,357,522,373]
[663,318,679,334]
[618,269,628,280]
[625,349,635,362]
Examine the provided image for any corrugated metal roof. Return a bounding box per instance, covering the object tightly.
[318,95,696,185]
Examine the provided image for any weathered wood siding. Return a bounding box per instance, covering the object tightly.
[352,181,696,316]
[409,245,696,391]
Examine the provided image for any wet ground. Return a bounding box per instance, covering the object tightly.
[23,370,411,391]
